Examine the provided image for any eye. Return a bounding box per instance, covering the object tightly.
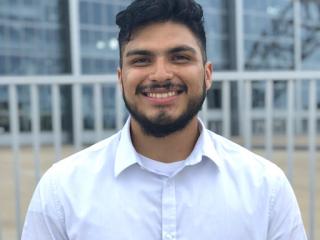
[130,57,151,67]
[171,54,191,63]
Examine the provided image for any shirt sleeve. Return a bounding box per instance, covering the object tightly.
[21,166,68,240]
[267,170,307,240]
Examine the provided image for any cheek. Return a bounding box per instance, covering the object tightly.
[185,71,205,92]
[122,70,144,91]
[122,84,136,99]
[121,74,137,94]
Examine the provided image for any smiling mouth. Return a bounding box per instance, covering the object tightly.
[146,91,178,98]
[137,82,187,99]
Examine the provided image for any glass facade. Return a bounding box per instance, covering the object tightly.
[39,85,53,131]
[102,85,116,129]
[301,0,320,69]
[79,0,234,73]
[198,0,234,70]
[79,0,130,74]
[244,0,294,70]
[0,0,70,75]
[0,0,71,133]
[81,84,116,131]
[82,85,94,130]
[249,80,291,135]
[0,86,9,133]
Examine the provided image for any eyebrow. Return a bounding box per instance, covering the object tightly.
[126,49,154,57]
[168,46,197,55]
[125,45,197,58]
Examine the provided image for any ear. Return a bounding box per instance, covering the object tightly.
[117,67,123,88]
[204,62,213,91]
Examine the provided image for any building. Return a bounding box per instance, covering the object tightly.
[0,0,320,144]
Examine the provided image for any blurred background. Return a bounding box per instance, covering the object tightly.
[0,0,319,239]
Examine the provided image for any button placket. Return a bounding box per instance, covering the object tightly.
[162,178,176,240]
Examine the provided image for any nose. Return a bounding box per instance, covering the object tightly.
[148,58,174,82]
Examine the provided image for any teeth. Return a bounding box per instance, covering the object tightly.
[147,91,176,99]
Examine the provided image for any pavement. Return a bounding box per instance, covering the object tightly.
[0,144,319,239]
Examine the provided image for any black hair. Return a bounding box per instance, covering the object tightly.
[116,0,207,67]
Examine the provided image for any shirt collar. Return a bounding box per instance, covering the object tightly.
[114,117,223,177]
[114,117,140,177]
[184,118,223,169]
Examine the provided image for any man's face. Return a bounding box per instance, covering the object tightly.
[118,21,212,137]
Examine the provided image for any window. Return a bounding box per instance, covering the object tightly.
[252,81,266,109]
[0,86,9,133]
[0,56,6,74]
[93,2,102,25]
[39,85,52,131]
[207,83,222,109]
[102,85,116,130]
[80,1,89,24]
[244,0,294,70]
[274,81,287,109]
[301,1,320,70]
[82,85,94,130]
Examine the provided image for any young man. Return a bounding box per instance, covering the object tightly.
[22,0,307,239]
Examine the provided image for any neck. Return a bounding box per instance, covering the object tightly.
[130,117,200,163]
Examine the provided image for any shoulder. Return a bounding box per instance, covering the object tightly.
[206,130,301,219]
[41,131,122,189]
[206,130,287,189]
[204,130,306,238]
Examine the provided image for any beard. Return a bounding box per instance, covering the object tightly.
[122,80,206,138]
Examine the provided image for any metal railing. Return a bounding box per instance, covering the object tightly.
[0,72,319,240]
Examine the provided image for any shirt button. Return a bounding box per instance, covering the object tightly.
[165,232,174,240]
[166,179,173,185]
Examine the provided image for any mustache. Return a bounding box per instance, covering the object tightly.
[136,81,188,94]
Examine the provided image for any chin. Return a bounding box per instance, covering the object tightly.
[149,110,184,124]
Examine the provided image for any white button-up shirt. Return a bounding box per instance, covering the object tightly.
[22,118,307,240]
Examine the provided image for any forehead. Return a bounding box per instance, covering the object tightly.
[122,21,202,55]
